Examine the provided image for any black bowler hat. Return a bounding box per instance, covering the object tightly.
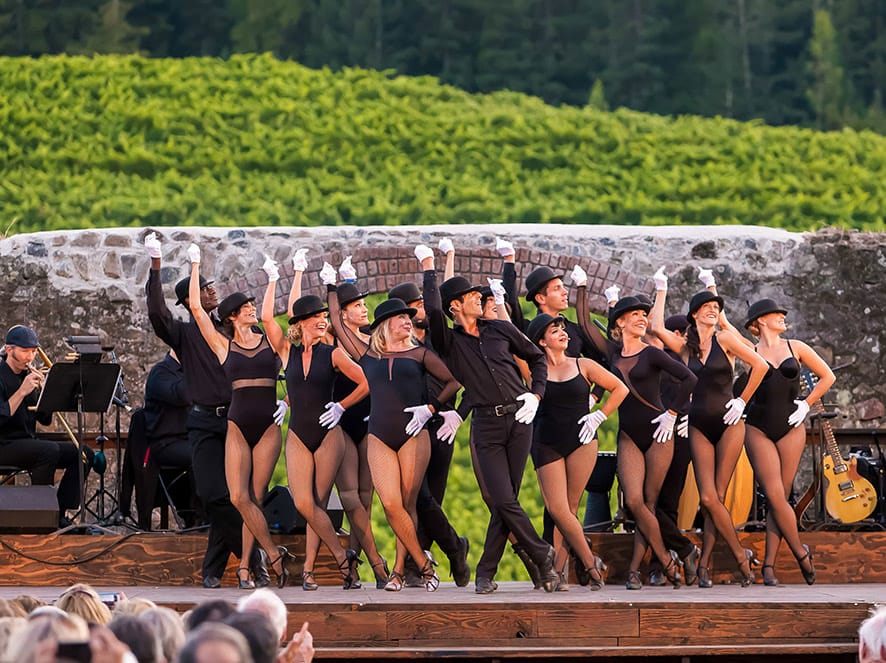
[440,276,483,318]
[370,298,416,330]
[5,325,40,348]
[525,266,563,303]
[174,275,213,306]
[744,298,788,329]
[388,282,422,304]
[338,283,368,307]
[526,314,565,345]
[608,296,651,330]
[289,294,328,324]
[687,291,725,322]
[218,292,255,321]
[665,314,689,333]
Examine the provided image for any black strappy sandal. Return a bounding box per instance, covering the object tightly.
[269,546,292,589]
[796,544,816,585]
[339,548,363,589]
[371,556,390,590]
[420,550,440,592]
[236,567,255,590]
[301,570,319,591]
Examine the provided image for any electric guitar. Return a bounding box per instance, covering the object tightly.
[801,370,877,523]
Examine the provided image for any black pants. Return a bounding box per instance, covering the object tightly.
[0,436,92,511]
[470,413,549,580]
[653,433,694,564]
[187,409,244,578]
[416,418,460,557]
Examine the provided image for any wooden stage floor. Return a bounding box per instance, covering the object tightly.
[1,582,879,661]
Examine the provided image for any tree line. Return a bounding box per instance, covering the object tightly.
[1,0,883,133]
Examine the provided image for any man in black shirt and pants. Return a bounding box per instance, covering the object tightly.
[416,246,558,594]
[144,233,267,588]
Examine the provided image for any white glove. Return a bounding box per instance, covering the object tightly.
[318,401,345,429]
[262,255,280,282]
[788,399,810,427]
[578,410,608,445]
[514,393,540,425]
[319,262,337,286]
[570,265,588,287]
[604,285,620,304]
[722,397,746,426]
[404,405,434,436]
[487,278,506,305]
[339,256,357,282]
[698,267,716,288]
[292,248,309,272]
[436,410,463,445]
[676,414,689,438]
[495,237,515,258]
[414,244,434,262]
[273,400,288,426]
[186,243,201,264]
[588,393,598,409]
[651,410,677,443]
[653,267,668,292]
[438,238,454,254]
[144,232,162,259]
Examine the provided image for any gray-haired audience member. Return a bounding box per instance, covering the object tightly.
[176,622,253,663]
[860,605,886,663]
[185,599,236,631]
[225,612,278,663]
[109,615,163,663]
[236,589,287,643]
[141,607,187,663]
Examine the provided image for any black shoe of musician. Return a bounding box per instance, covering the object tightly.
[475,577,498,594]
[648,570,666,586]
[449,536,471,587]
[202,576,222,589]
[511,543,543,589]
[251,549,271,589]
[403,557,424,588]
[537,546,559,593]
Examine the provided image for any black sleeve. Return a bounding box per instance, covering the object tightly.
[146,269,183,352]
[421,348,461,411]
[575,285,610,359]
[423,269,453,357]
[145,361,190,407]
[499,321,547,399]
[327,285,368,360]
[650,347,697,414]
[502,261,527,332]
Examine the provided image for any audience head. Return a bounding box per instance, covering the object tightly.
[141,607,186,663]
[113,597,158,618]
[6,611,90,662]
[0,598,27,618]
[177,622,253,663]
[56,583,112,625]
[0,616,27,662]
[237,588,287,643]
[225,611,278,663]
[12,595,47,614]
[185,599,235,631]
[859,605,886,663]
[108,615,163,663]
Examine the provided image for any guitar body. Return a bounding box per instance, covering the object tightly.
[822,454,877,523]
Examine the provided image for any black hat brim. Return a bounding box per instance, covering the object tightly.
[370,306,417,330]
[288,306,329,325]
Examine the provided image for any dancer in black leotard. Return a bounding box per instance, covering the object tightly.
[324,262,460,592]
[260,259,370,590]
[650,269,769,588]
[287,252,388,589]
[576,290,696,589]
[187,244,288,588]
[741,298,834,586]
[526,314,628,590]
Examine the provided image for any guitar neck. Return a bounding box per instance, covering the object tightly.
[810,399,847,472]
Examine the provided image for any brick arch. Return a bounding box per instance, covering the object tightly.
[227,246,653,319]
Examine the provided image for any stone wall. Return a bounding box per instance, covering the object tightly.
[1,224,884,430]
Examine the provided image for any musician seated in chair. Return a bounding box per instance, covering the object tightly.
[0,325,93,528]
[141,349,198,527]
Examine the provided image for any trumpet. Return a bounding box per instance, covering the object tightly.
[33,347,90,465]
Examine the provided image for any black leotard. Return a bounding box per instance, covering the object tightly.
[285,342,338,453]
[333,369,370,444]
[687,334,734,443]
[531,359,590,468]
[223,335,278,448]
[327,287,460,452]
[745,341,800,442]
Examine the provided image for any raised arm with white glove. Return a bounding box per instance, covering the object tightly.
[604,285,620,305]
[414,244,434,262]
[187,243,201,264]
[404,405,434,436]
[698,267,716,288]
[438,238,454,254]
[650,410,677,443]
[495,237,515,258]
[339,256,357,282]
[487,278,506,305]
[514,393,540,425]
[570,265,588,287]
[319,262,337,286]
[262,255,280,282]
[144,232,162,259]
[653,267,668,292]
[577,410,608,445]
[292,248,309,272]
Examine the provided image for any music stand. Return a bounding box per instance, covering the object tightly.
[36,362,121,525]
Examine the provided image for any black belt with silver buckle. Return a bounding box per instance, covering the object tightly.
[192,404,229,418]
[473,402,519,418]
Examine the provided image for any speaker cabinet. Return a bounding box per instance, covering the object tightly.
[0,485,59,532]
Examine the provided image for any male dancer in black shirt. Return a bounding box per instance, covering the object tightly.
[144,233,271,588]
[416,245,558,594]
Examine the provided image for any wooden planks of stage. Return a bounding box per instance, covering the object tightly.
[1,530,883,661]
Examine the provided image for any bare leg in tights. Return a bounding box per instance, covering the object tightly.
[225,424,284,576]
[691,423,751,579]
[618,435,676,576]
[367,432,432,581]
[745,424,812,582]
[287,430,352,576]
[536,442,601,575]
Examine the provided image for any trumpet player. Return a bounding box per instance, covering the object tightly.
[0,325,93,527]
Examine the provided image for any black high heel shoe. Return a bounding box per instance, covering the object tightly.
[301,570,319,591]
[339,548,363,590]
[269,546,292,589]
[236,567,255,590]
[761,564,779,587]
[371,556,390,590]
[737,548,758,587]
[796,544,816,585]
[588,554,607,591]
[663,549,682,588]
[420,550,439,592]
[697,565,712,589]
